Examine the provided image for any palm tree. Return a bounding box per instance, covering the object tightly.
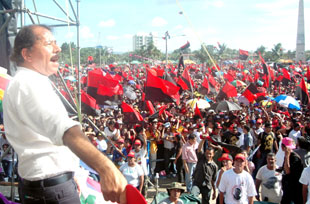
[271,43,283,61]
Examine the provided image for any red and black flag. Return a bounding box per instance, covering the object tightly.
[295,77,310,105]
[198,77,210,95]
[194,104,203,119]
[180,41,190,51]
[262,63,270,88]
[239,49,249,60]
[81,90,101,116]
[216,82,237,101]
[145,69,180,105]
[242,83,266,103]
[149,105,168,119]
[87,68,105,98]
[121,101,143,123]
[306,66,310,83]
[96,83,123,106]
[281,68,291,86]
[205,73,218,94]
[181,67,194,92]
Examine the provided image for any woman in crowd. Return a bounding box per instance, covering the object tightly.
[119,151,144,193]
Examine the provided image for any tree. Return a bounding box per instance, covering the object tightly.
[255,46,266,56]
[270,43,283,61]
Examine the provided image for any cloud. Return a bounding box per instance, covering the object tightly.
[80,26,94,39]
[173,25,183,30]
[65,31,74,39]
[202,0,225,9]
[99,19,116,27]
[123,34,132,39]
[136,31,149,36]
[212,1,224,8]
[107,35,119,40]
[151,17,168,27]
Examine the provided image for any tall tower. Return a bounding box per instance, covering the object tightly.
[296,0,306,62]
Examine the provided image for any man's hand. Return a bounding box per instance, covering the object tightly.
[100,167,127,203]
[63,125,128,203]
[284,147,292,158]
[255,194,261,201]
[212,191,216,200]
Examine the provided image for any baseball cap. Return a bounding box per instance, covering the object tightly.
[234,153,246,161]
[218,153,233,161]
[215,123,222,129]
[134,139,142,146]
[127,151,135,158]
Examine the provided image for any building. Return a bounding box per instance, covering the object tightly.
[132,33,157,51]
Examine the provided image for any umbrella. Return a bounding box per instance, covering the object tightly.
[184,59,196,64]
[231,80,246,87]
[64,75,77,82]
[237,95,250,106]
[186,98,210,109]
[204,96,213,103]
[130,60,141,65]
[123,86,137,100]
[261,100,272,107]
[211,100,242,112]
[274,95,300,110]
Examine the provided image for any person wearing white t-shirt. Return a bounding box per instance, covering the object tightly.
[255,153,282,203]
[119,151,144,192]
[133,130,148,197]
[219,153,257,204]
[104,120,120,141]
[299,166,310,204]
[288,123,302,144]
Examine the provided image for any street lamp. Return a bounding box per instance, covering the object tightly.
[163,31,186,65]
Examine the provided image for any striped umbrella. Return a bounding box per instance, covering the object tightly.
[231,80,246,87]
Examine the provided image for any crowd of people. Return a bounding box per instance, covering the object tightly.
[1,24,310,204]
[45,57,310,203]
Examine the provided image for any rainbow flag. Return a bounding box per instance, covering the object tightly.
[0,69,12,113]
[76,166,116,204]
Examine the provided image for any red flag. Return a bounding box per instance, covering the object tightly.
[216,82,237,101]
[242,83,266,103]
[81,90,100,116]
[258,52,266,64]
[181,67,194,92]
[121,101,143,123]
[195,104,203,119]
[145,69,180,105]
[146,100,155,115]
[198,77,210,95]
[295,77,310,105]
[96,83,123,105]
[307,66,310,83]
[239,49,249,60]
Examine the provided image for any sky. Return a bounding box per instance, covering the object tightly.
[23,0,310,54]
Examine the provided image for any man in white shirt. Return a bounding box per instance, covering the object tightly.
[3,25,127,203]
[288,122,302,144]
[255,153,282,203]
[219,153,257,204]
[299,166,310,204]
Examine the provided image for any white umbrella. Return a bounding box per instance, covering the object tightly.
[186,98,210,109]
[237,95,250,106]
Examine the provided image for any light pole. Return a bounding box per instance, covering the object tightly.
[163,31,186,65]
[165,31,170,65]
